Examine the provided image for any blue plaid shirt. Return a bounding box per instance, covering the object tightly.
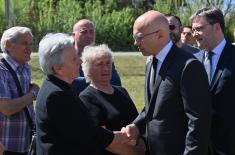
[0,53,35,153]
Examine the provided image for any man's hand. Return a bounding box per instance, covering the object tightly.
[121,124,140,140]
[29,83,40,100]
[107,128,144,155]
[113,131,131,144]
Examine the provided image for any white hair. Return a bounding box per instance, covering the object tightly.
[81,44,113,82]
[38,33,74,75]
[1,26,33,53]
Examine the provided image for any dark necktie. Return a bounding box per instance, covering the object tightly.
[204,51,213,83]
[149,56,158,95]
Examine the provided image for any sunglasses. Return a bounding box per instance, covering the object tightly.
[169,25,176,30]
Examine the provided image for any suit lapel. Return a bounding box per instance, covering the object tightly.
[145,60,151,107]
[210,42,232,92]
[195,50,205,63]
[210,69,223,91]
[145,45,177,121]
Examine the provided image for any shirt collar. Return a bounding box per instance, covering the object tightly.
[2,52,29,71]
[48,75,72,91]
[211,38,226,56]
[155,40,173,62]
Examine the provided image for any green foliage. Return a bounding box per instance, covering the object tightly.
[0,1,8,37]
[153,0,235,43]
[0,0,235,51]
[94,8,137,50]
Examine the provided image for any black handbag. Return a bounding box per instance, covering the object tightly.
[1,58,36,155]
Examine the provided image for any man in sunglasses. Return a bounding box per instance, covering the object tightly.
[165,15,199,54]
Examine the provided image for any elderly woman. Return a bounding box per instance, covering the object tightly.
[79,44,144,155]
[35,33,134,155]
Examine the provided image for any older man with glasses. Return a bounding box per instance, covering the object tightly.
[122,10,211,155]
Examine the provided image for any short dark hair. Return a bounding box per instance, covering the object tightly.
[165,14,182,26]
[190,7,225,33]
[184,26,192,29]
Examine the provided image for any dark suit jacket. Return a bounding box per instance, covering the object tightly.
[36,75,114,155]
[134,45,211,155]
[194,42,235,155]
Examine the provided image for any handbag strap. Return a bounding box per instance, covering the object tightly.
[1,58,35,130]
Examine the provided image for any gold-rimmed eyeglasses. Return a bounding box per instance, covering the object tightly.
[192,23,212,34]
[133,30,160,42]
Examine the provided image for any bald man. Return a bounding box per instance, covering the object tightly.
[72,19,96,57]
[71,19,121,92]
[122,10,211,155]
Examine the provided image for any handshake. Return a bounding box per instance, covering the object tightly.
[107,124,144,155]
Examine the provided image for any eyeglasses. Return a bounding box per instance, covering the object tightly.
[169,25,176,30]
[192,23,211,34]
[133,30,159,42]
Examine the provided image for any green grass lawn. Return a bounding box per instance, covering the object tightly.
[29,55,147,111]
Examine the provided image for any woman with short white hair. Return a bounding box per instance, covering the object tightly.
[79,44,145,155]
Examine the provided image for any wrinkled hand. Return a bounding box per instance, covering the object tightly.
[121,124,140,141]
[107,129,144,155]
[113,131,131,144]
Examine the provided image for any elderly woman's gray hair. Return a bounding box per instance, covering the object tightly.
[82,44,113,82]
[1,26,33,53]
[38,33,74,75]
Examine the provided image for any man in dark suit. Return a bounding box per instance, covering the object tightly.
[165,15,199,54]
[122,10,211,155]
[191,7,235,155]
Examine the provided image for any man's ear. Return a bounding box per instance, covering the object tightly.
[214,23,221,33]
[5,40,13,50]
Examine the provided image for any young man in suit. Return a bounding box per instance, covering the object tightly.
[122,10,212,155]
[191,7,235,155]
[181,26,197,47]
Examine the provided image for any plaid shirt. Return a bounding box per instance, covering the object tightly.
[0,53,35,153]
